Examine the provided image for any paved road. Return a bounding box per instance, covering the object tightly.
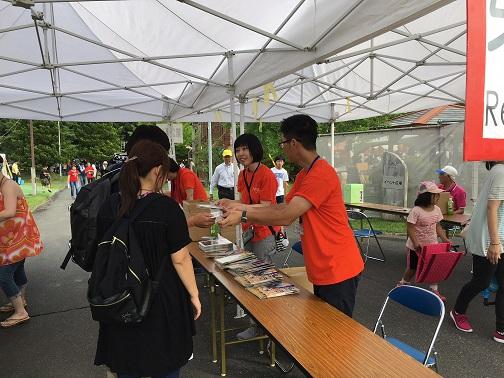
[0,190,502,377]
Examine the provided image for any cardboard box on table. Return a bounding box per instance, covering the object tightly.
[437,192,451,215]
[182,200,236,243]
[343,184,364,203]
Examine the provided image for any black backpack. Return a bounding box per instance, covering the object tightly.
[87,193,164,325]
[61,168,121,271]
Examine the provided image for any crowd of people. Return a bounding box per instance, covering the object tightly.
[0,116,502,377]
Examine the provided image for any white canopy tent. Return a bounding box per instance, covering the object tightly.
[185,0,466,124]
[0,0,456,123]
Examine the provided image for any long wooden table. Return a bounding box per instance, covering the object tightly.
[346,202,470,226]
[189,243,438,377]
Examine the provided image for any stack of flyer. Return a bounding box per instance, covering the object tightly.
[214,252,300,299]
[246,282,300,299]
[197,236,234,257]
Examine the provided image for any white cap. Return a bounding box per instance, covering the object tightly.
[436,165,458,178]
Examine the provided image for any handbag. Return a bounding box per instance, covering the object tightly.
[243,226,255,245]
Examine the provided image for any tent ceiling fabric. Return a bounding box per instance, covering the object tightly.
[190,0,466,123]
[0,0,456,122]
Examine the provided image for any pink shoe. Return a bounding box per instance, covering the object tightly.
[493,330,504,344]
[431,289,446,302]
[450,310,473,332]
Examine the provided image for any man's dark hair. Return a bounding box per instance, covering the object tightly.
[280,114,318,150]
[0,155,3,164]
[234,133,263,163]
[169,157,180,173]
[274,156,284,162]
[126,125,171,154]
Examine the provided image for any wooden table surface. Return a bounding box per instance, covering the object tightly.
[189,243,438,377]
[346,202,470,226]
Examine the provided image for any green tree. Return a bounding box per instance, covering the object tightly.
[71,122,122,162]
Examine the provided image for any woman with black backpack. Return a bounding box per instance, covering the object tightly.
[94,140,201,378]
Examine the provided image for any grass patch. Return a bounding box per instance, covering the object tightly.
[21,174,68,211]
[350,218,406,235]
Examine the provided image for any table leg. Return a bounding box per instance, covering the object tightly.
[259,338,264,355]
[220,285,227,376]
[210,274,217,363]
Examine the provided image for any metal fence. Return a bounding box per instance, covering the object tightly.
[317,123,487,213]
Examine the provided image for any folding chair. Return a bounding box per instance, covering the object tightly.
[282,241,302,268]
[373,286,445,372]
[346,210,385,262]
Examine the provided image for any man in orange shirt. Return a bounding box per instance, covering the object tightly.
[167,158,208,204]
[221,115,364,317]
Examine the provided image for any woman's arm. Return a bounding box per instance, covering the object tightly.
[0,182,18,220]
[487,199,502,264]
[185,188,194,201]
[436,223,450,243]
[407,223,421,250]
[171,246,201,319]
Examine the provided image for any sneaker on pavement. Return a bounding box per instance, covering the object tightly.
[450,310,473,332]
[493,330,504,344]
[432,289,446,302]
[237,325,262,340]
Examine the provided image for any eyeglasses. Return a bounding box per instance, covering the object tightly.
[278,139,293,148]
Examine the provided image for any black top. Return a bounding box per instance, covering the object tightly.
[94,193,194,376]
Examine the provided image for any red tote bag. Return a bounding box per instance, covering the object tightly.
[415,243,463,284]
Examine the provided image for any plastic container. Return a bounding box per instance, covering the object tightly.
[447,197,454,215]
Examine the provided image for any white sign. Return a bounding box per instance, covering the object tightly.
[483,0,504,139]
[157,123,184,144]
[171,123,183,144]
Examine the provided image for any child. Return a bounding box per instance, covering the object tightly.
[399,181,451,301]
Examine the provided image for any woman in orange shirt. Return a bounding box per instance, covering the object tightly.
[167,159,208,204]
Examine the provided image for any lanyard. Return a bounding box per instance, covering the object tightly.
[243,163,260,205]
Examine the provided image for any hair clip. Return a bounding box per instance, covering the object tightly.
[125,156,138,163]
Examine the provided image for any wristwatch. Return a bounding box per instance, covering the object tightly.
[241,210,248,223]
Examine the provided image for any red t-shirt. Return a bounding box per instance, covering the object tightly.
[85,166,94,179]
[286,159,364,285]
[172,168,208,204]
[438,182,467,211]
[238,164,280,242]
[68,169,79,183]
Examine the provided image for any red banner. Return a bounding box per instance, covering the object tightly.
[464,0,504,161]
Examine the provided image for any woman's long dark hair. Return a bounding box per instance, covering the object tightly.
[118,140,170,218]
[414,192,436,208]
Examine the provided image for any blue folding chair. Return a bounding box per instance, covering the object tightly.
[347,210,385,262]
[282,241,302,268]
[373,285,445,372]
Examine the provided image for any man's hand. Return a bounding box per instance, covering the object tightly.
[487,243,502,265]
[219,210,242,227]
[189,213,216,228]
[217,199,244,212]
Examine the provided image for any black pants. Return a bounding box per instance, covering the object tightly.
[454,254,504,331]
[314,275,360,317]
[217,185,235,200]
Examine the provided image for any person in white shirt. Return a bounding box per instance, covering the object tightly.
[271,156,289,203]
[210,149,235,200]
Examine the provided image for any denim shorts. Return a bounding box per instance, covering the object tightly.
[0,260,28,298]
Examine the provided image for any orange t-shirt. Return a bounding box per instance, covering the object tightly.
[238,164,280,242]
[286,158,363,285]
[173,168,208,204]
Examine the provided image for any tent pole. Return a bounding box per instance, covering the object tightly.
[228,52,246,319]
[239,96,245,135]
[58,121,62,176]
[330,103,335,168]
[208,121,213,193]
[29,120,37,196]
